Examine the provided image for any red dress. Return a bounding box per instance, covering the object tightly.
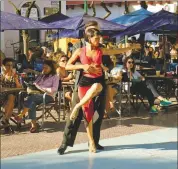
[78,47,103,123]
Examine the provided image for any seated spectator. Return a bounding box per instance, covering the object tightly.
[169,45,178,71]
[154,51,163,71]
[131,37,140,60]
[56,55,73,102]
[0,58,22,133]
[170,45,178,61]
[144,46,155,67]
[105,55,121,117]
[15,60,59,133]
[0,50,6,68]
[41,46,48,59]
[21,47,36,70]
[110,57,172,114]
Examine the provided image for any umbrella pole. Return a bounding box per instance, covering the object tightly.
[163,26,166,73]
[84,0,88,14]
[58,29,59,51]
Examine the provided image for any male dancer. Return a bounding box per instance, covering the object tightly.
[57,21,108,155]
[57,21,139,155]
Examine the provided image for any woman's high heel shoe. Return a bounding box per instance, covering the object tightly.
[89,142,97,153]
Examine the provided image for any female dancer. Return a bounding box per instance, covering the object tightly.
[66,28,140,153]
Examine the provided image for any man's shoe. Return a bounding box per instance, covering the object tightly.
[57,144,67,155]
[96,144,104,150]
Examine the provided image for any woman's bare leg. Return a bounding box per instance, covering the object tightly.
[4,94,15,120]
[31,120,37,128]
[86,119,96,153]
[65,91,72,101]
[18,107,29,118]
[70,83,103,120]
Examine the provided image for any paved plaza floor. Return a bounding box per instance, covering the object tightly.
[1,128,177,169]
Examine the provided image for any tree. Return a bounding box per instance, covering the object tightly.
[140,1,148,10]
[8,0,36,55]
[90,1,96,17]
[124,1,129,14]
[100,1,111,19]
[89,1,111,19]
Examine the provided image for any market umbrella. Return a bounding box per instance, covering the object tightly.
[0,11,57,31]
[114,10,178,38]
[111,8,153,26]
[39,12,69,23]
[50,14,127,31]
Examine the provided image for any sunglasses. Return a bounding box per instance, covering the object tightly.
[127,61,134,64]
[5,64,13,67]
[61,60,67,63]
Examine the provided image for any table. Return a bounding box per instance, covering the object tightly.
[145,75,178,80]
[62,82,74,91]
[0,87,24,93]
[137,67,155,75]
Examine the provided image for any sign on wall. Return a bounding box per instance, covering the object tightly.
[51,1,60,8]
[21,8,38,19]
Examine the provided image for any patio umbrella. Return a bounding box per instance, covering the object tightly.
[111,8,153,26]
[50,14,127,31]
[0,11,56,31]
[39,12,69,23]
[114,10,178,38]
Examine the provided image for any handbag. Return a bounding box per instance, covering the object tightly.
[24,81,43,94]
[27,87,42,94]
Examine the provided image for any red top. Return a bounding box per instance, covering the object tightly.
[79,47,103,78]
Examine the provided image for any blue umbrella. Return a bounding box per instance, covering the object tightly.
[51,29,80,39]
[0,11,56,31]
[114,10,178,38]
[111,8,153,26]
[50,14,127,31]
[51,29,120,39]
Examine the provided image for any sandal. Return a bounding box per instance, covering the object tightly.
[30,123,40,133]
[89,141,97,153]
[14,114,23,123]
[103,113,110,119]
[30,127,39,133]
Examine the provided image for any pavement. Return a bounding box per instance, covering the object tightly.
[1,104,177,169]
[1,128,177,169]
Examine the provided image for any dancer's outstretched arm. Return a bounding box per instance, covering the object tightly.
[101,44,141,56]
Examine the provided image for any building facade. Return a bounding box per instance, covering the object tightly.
[0,0,66,57]
[0,1,177,57]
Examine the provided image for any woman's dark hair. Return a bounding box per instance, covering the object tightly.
[60,55,69,62]
[43,60,56,76]
[2,58,15,66]
[123,57,135,73]
[84,28,101,43]
[154,50,160,56]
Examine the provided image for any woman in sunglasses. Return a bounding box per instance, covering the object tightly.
[122,57,157,113]
[66,28,140,153]
[0,58,22,133]
[122,57,171,113]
